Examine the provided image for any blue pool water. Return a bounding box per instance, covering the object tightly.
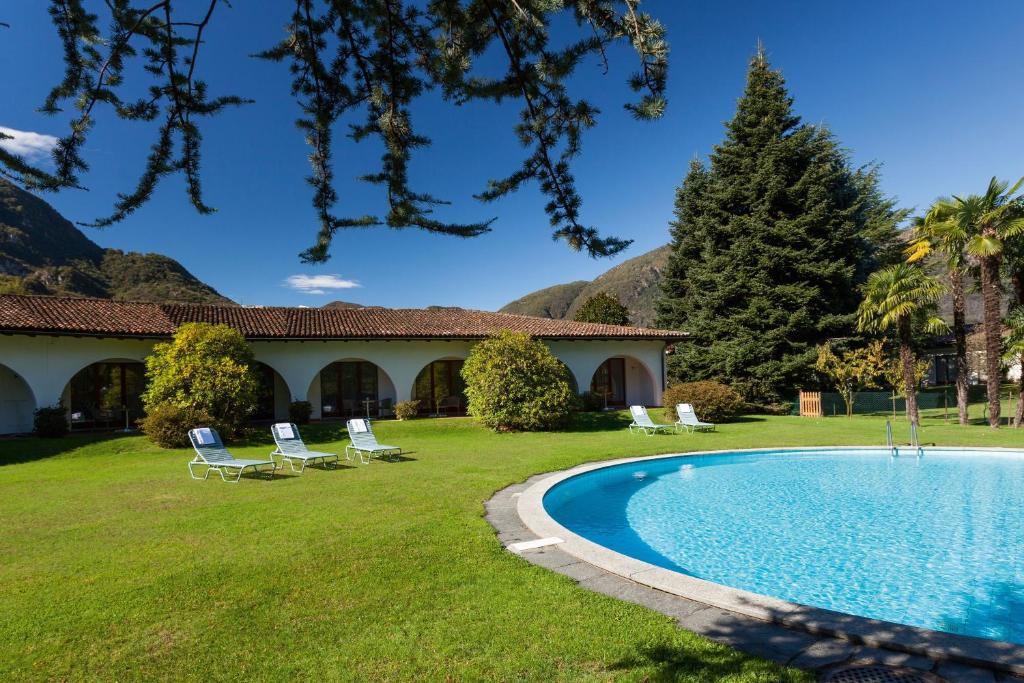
[544,448,1024,643]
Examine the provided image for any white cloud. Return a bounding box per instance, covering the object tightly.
[285,274,361,295]
[0,126,58,161]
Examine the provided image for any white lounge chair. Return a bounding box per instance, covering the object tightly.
[628,405,673,436]
[675,403,715,433]
[345,418,402,464]
[188,427,277,482]
[271,422,340,473]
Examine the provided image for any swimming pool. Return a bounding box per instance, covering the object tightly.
[543,448,1024,644]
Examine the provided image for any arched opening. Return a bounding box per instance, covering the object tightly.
[413,358,467,415]
[0,363,36,435]
[314,359,396,419]
[64,359,147,431]
[252,362,289,422]
[590,356,657,408]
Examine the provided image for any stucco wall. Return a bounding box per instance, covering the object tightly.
[0,363,34,434]
[0,334,667,433]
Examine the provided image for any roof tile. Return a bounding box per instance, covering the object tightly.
[0,295,687,340]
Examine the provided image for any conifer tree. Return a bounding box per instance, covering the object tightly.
[573,292,631,325]
[656,49,904,402]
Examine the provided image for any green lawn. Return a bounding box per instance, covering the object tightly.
[2,409,1022,681]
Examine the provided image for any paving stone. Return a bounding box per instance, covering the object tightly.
[483,506,524,530]
[519,545,577,570]
[578,572,708,623]
[850,646,935,671]
[935,661,997,683]
[552,561,608,583]
[787,638,857,670]
[496,530,532,546]
[677,607,820,665]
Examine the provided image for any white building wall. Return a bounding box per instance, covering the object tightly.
[544,339,665,405]
[0,334,667,432]
[0,363,34,434]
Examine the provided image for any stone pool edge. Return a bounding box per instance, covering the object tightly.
[508,447,1024,677]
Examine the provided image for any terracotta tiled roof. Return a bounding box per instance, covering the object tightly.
[0,295,688,341]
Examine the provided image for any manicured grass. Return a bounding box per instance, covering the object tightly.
[1,410,1021,681]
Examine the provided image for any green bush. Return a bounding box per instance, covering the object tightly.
[289,400,313,425]
[142,323,259,439]
[462,331,576,431]
[577,391,606,412]
[394,400,420,420]
[33,405,68,437]
[662,381,744,423]
[138,404,222,448]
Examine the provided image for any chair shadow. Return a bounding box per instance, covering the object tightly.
[373,452,417,463]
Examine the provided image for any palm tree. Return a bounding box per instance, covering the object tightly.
[1004,307,1024,428]
[927,177,1024,428]
[906,209,970,425]
[857,264,947,427]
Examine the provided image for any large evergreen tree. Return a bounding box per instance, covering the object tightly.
[656,50,904,402]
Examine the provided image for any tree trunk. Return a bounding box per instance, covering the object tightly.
[1012,269,1024,310]
[1016,374,1024,428]
[950,268,969,425]
[1014,267,1024,428]
[979,253,1003,429]
[899,318,920,427]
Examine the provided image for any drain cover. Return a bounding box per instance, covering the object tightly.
[820,665,946,683]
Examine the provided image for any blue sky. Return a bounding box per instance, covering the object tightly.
[2,2,1023,310]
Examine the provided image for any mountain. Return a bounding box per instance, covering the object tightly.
[501,242,996,328]
[498,281,588,319]
[501,245,670,327]
[0,180,232,304]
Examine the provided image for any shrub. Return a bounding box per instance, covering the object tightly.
[139,404,225,449]
[142,323,259,438]
[462,331,577,431]
[33,405,68,437]
[289,400,313,425]
[394,400,420,420]
[662,381,744,423]
[577,391,606,412]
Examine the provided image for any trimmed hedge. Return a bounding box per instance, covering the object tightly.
[394,400,420,420]
[34,405,69,438]
[140,404,223,449]
[662,381,744,423]
[289,400,313,425]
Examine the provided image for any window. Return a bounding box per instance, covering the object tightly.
[591,358,626,407]
[413,360,466,414]
[68,362,147,428]
[320,362,379,417]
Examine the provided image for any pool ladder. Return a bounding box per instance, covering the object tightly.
[886,420,925,460]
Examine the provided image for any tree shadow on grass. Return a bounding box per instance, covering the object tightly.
[0,432,124,467]
[605,641,806,682]
[568,411,634,432]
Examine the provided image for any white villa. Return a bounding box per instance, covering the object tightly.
[0,294,687,434]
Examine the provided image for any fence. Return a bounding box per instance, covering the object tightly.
[790,386,987,416]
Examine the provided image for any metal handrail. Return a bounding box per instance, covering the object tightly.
[886,420,895,458]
